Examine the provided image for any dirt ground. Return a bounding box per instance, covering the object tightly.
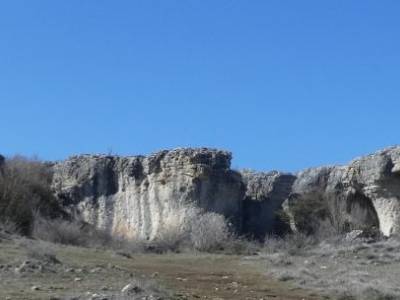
[0,235,328,300]
[127,253,326,300]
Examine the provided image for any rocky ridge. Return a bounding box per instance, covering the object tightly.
[286,146,400,236]
[51,146,400,238]
[52,148,244,239]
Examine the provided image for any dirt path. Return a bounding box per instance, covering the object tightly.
[0,237,328,300]
[129,254,328,300]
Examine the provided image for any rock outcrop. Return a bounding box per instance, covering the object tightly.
[51,146,400,239]
[285,146,400,236]
[52,148,244,239]
[241,171,296,238]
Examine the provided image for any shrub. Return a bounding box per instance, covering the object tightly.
[148,205,233,253]
[0,156,65,235]
[190,212,230,252]
[0,219,20,234]
[24,240,60,264]
[286,191,382,239]
[32,215,112,248]
[222,236,261,255]
[32,204,237,254]
[264,232,318,256]
[33,216,86,246]
[286,194,331,235]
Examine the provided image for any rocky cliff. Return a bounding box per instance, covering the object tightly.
[285,146,400,236]
[241,171,296,238]
[51,146,400,239]
[52,148,244,239]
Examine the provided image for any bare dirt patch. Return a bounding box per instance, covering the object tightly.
[0,235,327,300]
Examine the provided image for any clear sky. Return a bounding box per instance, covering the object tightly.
[1,1,399,172]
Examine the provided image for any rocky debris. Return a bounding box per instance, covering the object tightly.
[121,282,143,295]
[119,279,170,299]
[14,260,45,274]
[89,293,109,300]
[89,267,102,273]
[64,267,75,273]
[284,146,400,236]
[345,229,368,242]
[0,264,12,272]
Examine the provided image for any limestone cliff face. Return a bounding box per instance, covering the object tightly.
[52,148,244,239]
[241,171,296,238]
[52,146,400,239]
[285,146,400,236]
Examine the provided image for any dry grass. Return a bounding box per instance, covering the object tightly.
[32,215,113,248]
[31,205,249,257]
[0,233,322,300]
[261,234,400,299]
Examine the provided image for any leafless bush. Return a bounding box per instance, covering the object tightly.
[0,156,64,235]
[222,236,261,255]
[264,232,318,255]
[32,215,112,248]
[190,211,230,251]
[0,219,20,234]
[148,205,235,253]
[24,240,60,264]
[33,216,85,246]
[287,190,382,240]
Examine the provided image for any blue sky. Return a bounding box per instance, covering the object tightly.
[0,1,399,172]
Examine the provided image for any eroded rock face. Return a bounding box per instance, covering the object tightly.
[52,148,244,239]
[52,146,400,239]
[285,146,400,236]
[241,171,296,238]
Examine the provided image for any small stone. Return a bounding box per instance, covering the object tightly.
[345,230,365,242]
[176,277,188,282]
[91,293,109,300]
[90,267,102,273]
[65,268,75,273]
[121,283,143,295]
[229,282,239,288]
[31,286,40,291]
[74,277,82,282]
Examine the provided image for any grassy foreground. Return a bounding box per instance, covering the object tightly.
[0,233,326,300]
